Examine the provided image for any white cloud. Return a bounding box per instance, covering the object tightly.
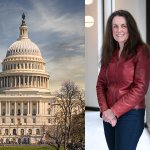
[46,55,85,92]
[28,1,84,37]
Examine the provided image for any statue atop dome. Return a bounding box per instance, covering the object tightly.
[21,12,26,26]
[22,12,25,20]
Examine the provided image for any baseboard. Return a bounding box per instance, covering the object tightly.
[144,122,148,128]
[85,106,100,111]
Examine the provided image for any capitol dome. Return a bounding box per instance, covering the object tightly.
[6,39,42,57]
[0,13,50,93]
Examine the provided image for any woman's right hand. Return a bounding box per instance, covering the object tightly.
[102,109,117,127]
[110,117,117,127]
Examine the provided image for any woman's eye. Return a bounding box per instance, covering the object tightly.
[122,25,127,28]
[113,25,118,28]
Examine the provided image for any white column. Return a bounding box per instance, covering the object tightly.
[0,101,1,115]
[40,77,41,87]
[15,77,16,87]
[103,0,114,27]
[39,101,41,114]
[21,102,23,115]
[8,101,10,115]
[6,77,8,87]
[27,101,30,115]
[44,78,45,88]
[30,102,32,115]
[10,77,12,87]
[47,78,49,89]
[36,101,39,114]
[19,76,20,87]
[44,102,45,115]
[15,102,17,116]
[6,101,8,115]
[31,76,33,87]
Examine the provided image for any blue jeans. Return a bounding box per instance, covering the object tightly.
[103,109,145,150]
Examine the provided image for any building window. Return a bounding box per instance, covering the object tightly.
[24,119,27,123]
[5,129,9,135]
[6,139,10,144]
[2,110,5,116]
[36,129,40,135]
[33,118,36,123]
[28,129,32,135]
[32,109,36,116]
[11,118,14,123]
[2,118,5,123]
[14,64,16,69]
[48,118,51,124]
[24,109,27,115]
[17,109,21,115]
[13,129,17,135]
[11,109,14,115]
[21,129,24,135]
[17,118,21,125]
[48,108,51,115]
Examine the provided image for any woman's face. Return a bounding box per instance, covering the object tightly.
[112,16,129,46]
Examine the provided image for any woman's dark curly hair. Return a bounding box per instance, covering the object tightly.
[101,10,149,67]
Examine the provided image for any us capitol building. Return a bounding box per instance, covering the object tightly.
[0,13,57,144]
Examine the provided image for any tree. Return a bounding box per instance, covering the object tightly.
[44,105,64,150]
[70,112,84,143]
[45,123,64,150]
[56,80,85,150]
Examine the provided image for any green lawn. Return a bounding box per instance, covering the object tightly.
[0,146,63,150]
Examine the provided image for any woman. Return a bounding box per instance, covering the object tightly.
[96,10,150,150]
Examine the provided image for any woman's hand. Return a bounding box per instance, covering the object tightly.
[110,117,117,127]
[102,109,117,127]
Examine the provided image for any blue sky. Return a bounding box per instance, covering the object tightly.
[0,0,85,92]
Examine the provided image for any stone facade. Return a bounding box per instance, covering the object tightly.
[0,14,57,144]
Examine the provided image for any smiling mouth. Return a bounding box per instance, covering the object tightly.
[116,34,124,37]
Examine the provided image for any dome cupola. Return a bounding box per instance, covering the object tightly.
[5,13,42,58]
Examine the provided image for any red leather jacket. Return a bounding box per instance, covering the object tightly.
[96,46,150,118]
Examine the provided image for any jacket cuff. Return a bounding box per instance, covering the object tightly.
[111,107,119,118]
